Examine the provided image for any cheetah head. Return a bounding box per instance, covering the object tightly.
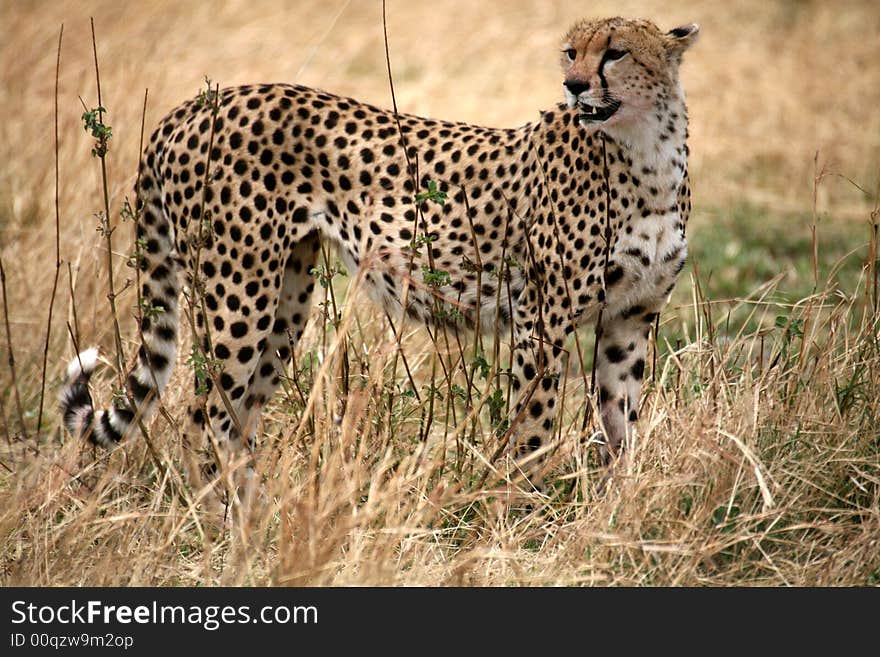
[560,17,699,134]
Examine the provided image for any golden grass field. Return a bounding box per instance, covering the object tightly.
[1,0,879,585]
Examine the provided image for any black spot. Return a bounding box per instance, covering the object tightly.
[127,373,152,403]
[605,345,625,363]
[631,358,645,380]
[621,304,646,320]
[605,266,624,286]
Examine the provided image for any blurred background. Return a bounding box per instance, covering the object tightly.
[1,0,879,413]
[1,0,879,588]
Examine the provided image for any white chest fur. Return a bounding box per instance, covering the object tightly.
[599,124,690,317]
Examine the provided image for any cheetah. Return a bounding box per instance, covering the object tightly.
[61,17,699,476]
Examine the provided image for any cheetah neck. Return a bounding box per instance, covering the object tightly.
[600,88,689,205]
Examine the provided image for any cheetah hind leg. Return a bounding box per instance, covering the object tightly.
[189,231,322,524]
[238,230,321,447]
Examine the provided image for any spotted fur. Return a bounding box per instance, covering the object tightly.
[60,17,698,471]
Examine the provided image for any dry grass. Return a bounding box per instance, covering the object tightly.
[1,0,879,586]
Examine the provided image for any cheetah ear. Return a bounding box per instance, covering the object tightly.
[665,23,700,56]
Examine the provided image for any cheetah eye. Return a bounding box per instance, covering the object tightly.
[604,49,628,62]
[564,48,577,61]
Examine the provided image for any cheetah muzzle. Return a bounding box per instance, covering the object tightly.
[60,16,700,488]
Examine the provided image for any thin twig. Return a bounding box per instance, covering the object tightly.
[35,24,64,449]
[0,256,29,445]
[67,262,81,351]
[90,16,126,382]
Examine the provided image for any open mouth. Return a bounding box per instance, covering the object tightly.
[578,99,621,123]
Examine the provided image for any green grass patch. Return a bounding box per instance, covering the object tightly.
[663,203,873,340]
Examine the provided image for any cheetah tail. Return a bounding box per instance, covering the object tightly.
[60,160,181,447]
[59,347,125,448]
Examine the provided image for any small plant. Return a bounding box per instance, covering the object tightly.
[138,298,166,322]
[195,76,219,108]
[120,198,135,222]
[407,231,439,256]
[310,261,347,289]
[110,385,129,409]
[450,383,468,403]
[775,314,804,338]
[94,211,113,238]
[422,382,445,401]
[486,387,508,435]
[186,344,219,396]
[460,255,482,274]
[414,179,447,207]
[81,106,112,157]
[127,237,149,270]
[472,351,490,379]
[421,264,451,287]
[435,303,463,324]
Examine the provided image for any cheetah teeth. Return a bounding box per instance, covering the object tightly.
[578,99,621,122]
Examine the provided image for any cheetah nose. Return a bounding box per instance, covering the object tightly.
[564,79,589,96]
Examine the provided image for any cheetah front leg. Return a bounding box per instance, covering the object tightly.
[594,304,658,463]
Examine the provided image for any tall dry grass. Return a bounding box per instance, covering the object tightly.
[0,0,878,585]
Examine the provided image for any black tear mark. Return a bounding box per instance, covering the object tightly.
[597,34,612,93]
